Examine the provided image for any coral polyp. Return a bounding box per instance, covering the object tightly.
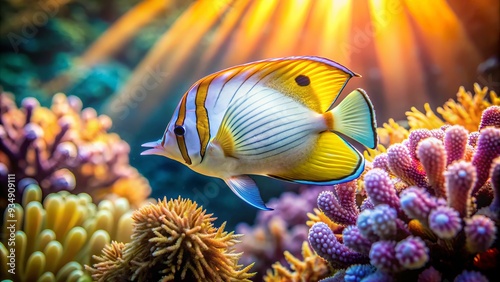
[308,89,499,280]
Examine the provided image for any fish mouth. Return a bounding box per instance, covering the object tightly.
[141,140,164,156]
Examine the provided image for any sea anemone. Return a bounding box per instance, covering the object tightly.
[308,87,499,280]
[0,92,151,208]
[87,197,255,282]
[0,181,135,281]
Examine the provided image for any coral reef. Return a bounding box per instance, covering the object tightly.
[309,100,499,279]
[375,84,500,149]
[87,196,254,282]
[263,241,331,282]
[235,186,326,280]
[0,92,151,208]
[0,181,135,281]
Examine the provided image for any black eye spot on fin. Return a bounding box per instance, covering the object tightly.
[295,74,310,86]
[174,125,186,136]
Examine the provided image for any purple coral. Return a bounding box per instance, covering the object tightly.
[308,222,368,268]
[445,161,476,217]
[369,241,402,273]
[408,129,432,160]
[317,182,359,226]
[372,153,389,172]
[343,226,373,255]
[444,125,469,165]
[400,187,440,223]
[479,106,500,130]
[357,209,378,240]
[471,127,500,193]
[489,157,500,213]
[464,215,497,253]
[364,169,401,213]
[428,206,462,239]
[417,137,447,197]
[344,264,376,282]
[369,205,398,239]
[387,144,428,187]
[468,131,480,147]
[395,236,429,270]
[453,270,489,282]
[418,266,442,282]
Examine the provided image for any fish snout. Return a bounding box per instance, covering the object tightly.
[140,140,165,156]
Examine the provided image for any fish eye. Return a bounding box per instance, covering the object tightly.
[173,125,186,136]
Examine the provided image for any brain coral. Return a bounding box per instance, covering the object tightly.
[0,180,135,281]
[0,92,151,207]
[87,197,255,282]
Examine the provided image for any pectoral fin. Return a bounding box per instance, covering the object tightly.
[225,176,272,211]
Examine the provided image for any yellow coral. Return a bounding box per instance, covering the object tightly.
[264,241,331,282]
[407,84,499,132]
[0,183,135,281]
[87,197,255,282]
[307,209,343,241]
[378,119,410,147]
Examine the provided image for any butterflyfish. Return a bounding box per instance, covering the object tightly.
[142,56,378,210]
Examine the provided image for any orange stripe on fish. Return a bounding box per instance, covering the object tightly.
[323,111,334,131]
[175,93,192,165]
[195,76,214,160]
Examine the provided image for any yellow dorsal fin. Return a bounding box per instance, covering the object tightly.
[269,131,364,184]
[261,57,358,112]
[202,56,357,113]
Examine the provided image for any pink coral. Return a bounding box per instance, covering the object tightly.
[445,161,476,217]
[387,144,427,187]
[364,168,402,214]
[471,127,500,193]
[464,215,497,253]
[417,137,447,197]
[479,106,500,130]
[317,182,359,226]
[428,206,462,239]
[369,241,402,273]
[395,236,429,270]
[308,222,368,268]
[444,125,469,165]
[400,187,440,223]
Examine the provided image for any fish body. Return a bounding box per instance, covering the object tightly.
[142,56,377,210]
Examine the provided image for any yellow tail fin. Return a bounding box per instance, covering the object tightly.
[330,88,377,149]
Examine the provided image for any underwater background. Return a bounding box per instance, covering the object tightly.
[1,0,499,281]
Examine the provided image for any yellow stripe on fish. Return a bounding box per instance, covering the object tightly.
[142,56,378,210]
[174,93,192,165]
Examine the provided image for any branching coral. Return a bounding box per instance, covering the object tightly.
[308,103,500,280]
[263,241,331,282]
[0,181,135,281]
[87,197,254,282]
[407,84,499,132]
[372,84,499,157]
[0,92,151,207]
